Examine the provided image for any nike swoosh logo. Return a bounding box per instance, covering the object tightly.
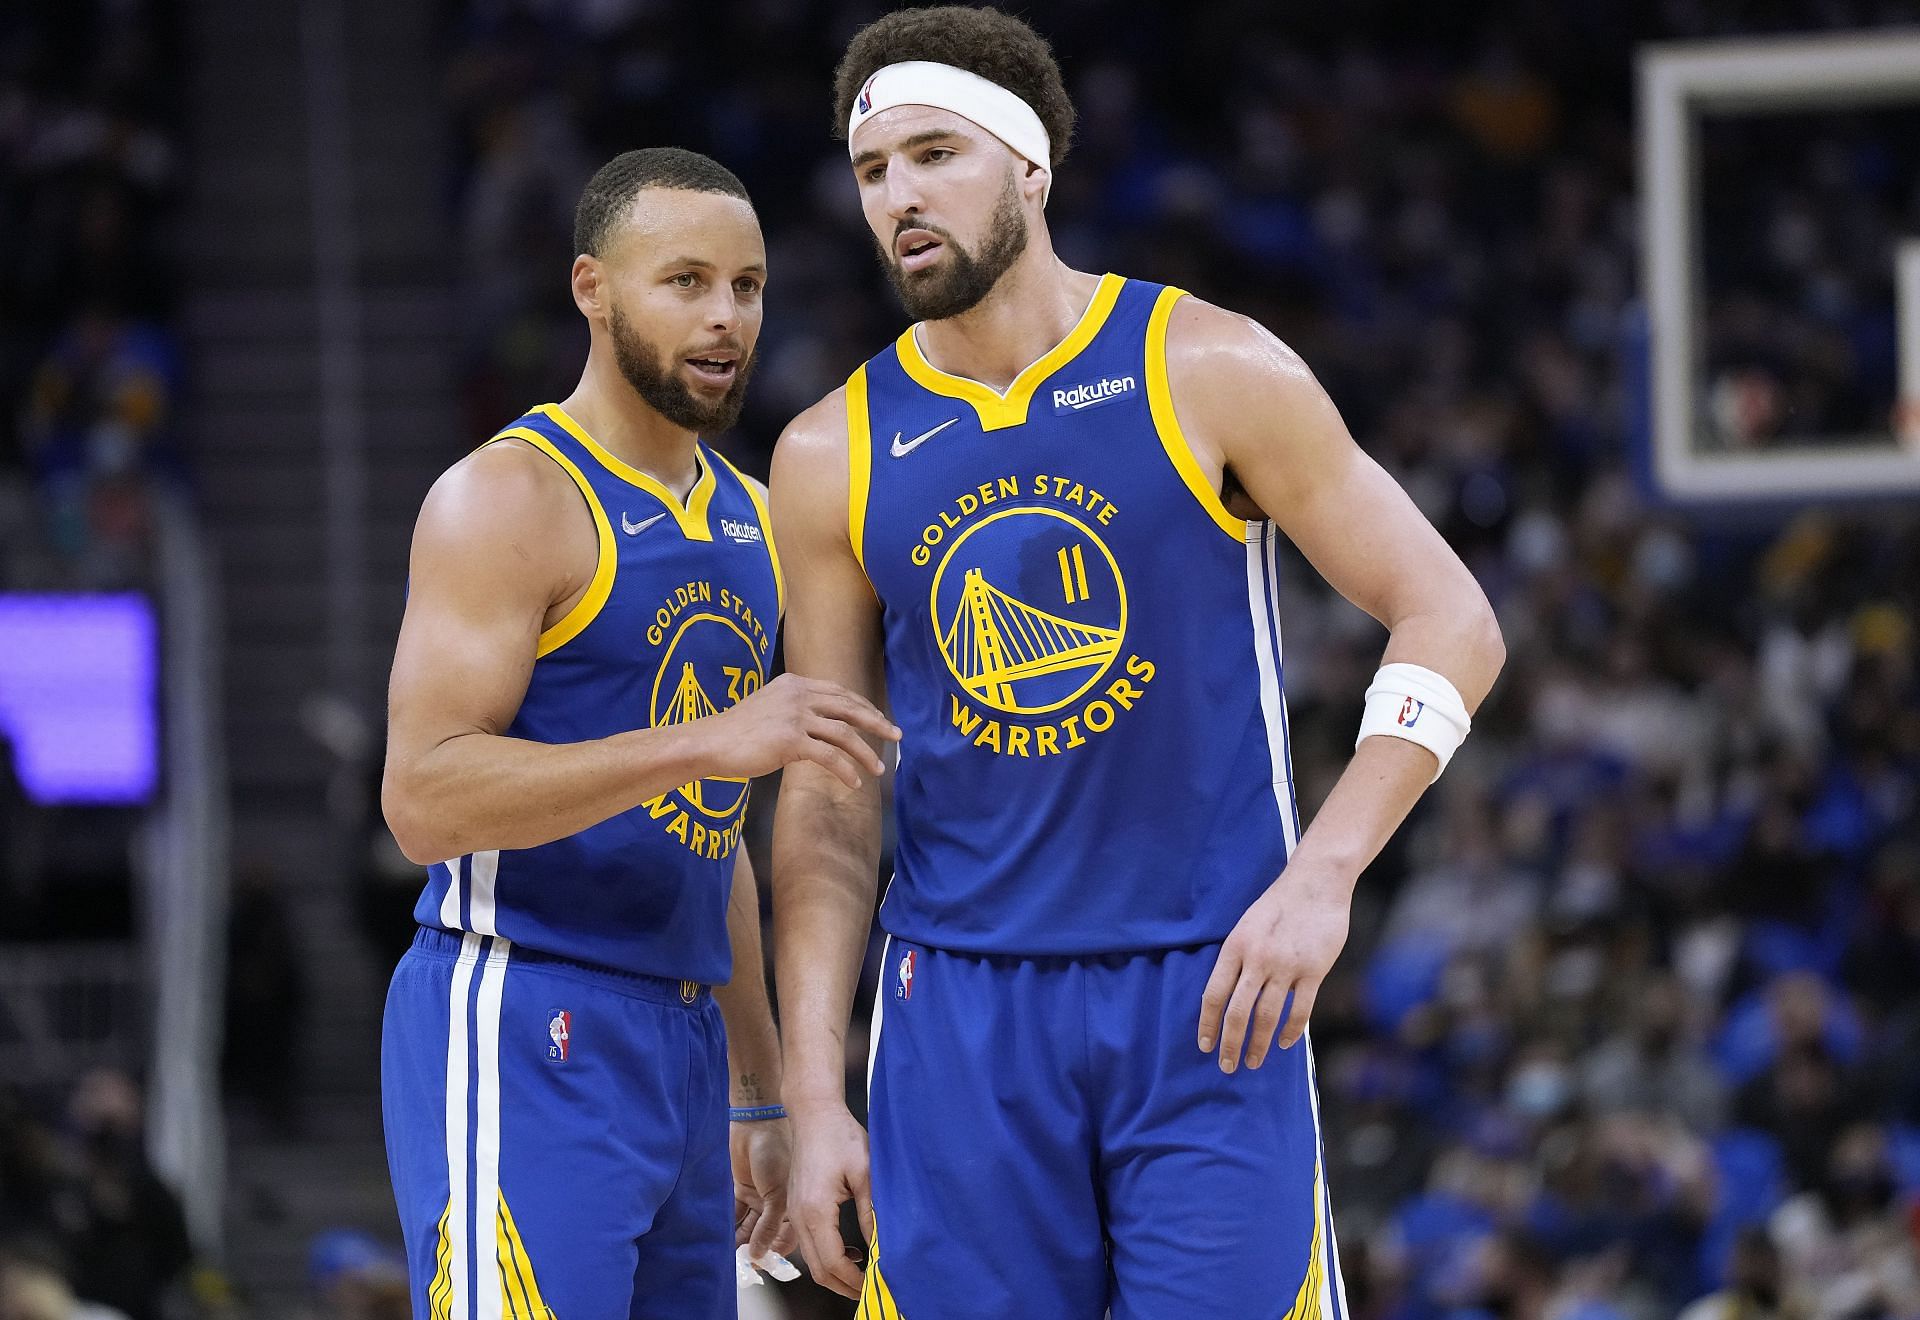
[890,417,960,458]
[621,511,667,536]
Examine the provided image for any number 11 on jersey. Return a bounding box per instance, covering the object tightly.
[1058,545,1090,604]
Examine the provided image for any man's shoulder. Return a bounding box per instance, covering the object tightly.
[431,433,581,518]
[1155,290,1316,407]
[410,433,591,584]
[775,380,854,464]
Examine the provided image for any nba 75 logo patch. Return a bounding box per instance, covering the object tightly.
[546,1009,571,1063]
[896,949,916,1001]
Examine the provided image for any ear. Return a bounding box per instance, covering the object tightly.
[571,255,605,321]
[1021,159,1051,207]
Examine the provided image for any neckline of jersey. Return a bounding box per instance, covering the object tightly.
[894,272,1126,432]
[534,402,717,541]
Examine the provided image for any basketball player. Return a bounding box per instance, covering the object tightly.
[379,148,898,1320]
[769,10,1506,1317]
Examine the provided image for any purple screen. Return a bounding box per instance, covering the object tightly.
[0,595,159,805]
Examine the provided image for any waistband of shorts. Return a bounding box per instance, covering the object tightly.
[408,925,712,1006]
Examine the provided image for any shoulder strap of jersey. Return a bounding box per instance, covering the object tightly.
[476,413,619,657]
[705,446,786,617]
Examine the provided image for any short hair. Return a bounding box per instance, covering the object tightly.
[831,6,1075,167]
[572,148,752,258]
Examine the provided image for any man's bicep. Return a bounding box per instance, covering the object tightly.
[386,476,552,761]
[1177,307,1460,627]
[770,417,886,704]
[1254,434,1458,629]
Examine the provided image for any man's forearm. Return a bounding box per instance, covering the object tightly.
[384,720,723,864]
[1283,736,1433,896]
[1287,600,1504,892]
[772,768,883,1114]
[716,849,783,1106]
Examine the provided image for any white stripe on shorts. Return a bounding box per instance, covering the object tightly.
[471,936,511,1320]
[442,932,481,1319]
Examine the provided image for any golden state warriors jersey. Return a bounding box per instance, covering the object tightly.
[413,403,782,984]
[852,275,1301,955]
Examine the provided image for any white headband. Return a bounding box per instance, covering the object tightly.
[847,60,1052,203]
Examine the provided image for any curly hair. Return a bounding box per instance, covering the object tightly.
[831,6,1075,167]
[573,147,752,258]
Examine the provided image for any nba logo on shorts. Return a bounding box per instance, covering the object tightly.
[546,1009,571,1063]
[896,949,916,1001]
[1398,697,1424,728]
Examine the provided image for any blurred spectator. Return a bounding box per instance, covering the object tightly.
[1769,1125,1920,1319]
[0,1237,130,1320]
[0,1074,188,1320]
[222,865,308,1136]
[1678,1227,1809,1320]
[58,1071,190,1320]
[1,0,181,588]
[1580,974,1728,1134]
[296,1230,408,1320]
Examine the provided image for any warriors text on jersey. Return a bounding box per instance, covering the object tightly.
[851,274,1299,955]
[411,403,783,984]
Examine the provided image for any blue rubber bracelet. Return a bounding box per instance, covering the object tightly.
[729,1104,787,1122]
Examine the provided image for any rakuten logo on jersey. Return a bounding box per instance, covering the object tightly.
[1052,375,1138,414]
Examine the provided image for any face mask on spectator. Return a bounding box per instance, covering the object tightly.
[1507,1061,1572,1117]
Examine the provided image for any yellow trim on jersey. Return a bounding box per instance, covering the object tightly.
[846,364,874,571]
[495,1192,555,1319]
[1145,285,1249,542]
[709,448,785,617]
[854,1219,906,1319]
[894,272,1125,432]
[534,402,717,541]
[427,1200,455,1320]
[1282,1160,1329,1319]
[494,427,618,659]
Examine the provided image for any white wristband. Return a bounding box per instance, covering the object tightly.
[1355,663,1471,784]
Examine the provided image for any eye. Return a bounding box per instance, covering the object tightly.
[734,277,761,295]
[670,272,700,289]
[925,147,955,163]
[862,163,886,184]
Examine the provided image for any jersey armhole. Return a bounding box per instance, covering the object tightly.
[1144,287,1255,543]
[846,364,874,574]
[489,428,618,657]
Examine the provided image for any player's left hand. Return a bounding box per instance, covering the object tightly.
[731,1116,798,1263]
[1198,864,1352,1073]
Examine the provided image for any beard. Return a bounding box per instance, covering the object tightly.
[608,304,754,435]
[879,170,1029,321]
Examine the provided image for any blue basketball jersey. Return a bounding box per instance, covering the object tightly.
[852,274,1300,955]
[412,403,783,985]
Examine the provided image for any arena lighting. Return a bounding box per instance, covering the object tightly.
[1638,29,1920,499]
[0,593,159,804]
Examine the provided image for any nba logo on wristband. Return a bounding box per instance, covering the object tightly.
[897,949,916,1001]
[1398,697,1424,727]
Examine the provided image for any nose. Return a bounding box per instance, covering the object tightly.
[704,286,740,335]
[883,158,924,222]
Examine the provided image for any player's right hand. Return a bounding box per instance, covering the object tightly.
[709,674,899,789]
[786,1103,874,1300]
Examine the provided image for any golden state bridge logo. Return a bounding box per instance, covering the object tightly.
[638,581,771,856]
[920,479,1157,757]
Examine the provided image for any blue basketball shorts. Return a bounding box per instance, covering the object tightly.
[859,938,1349,1320]
[382,927,732,1320]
